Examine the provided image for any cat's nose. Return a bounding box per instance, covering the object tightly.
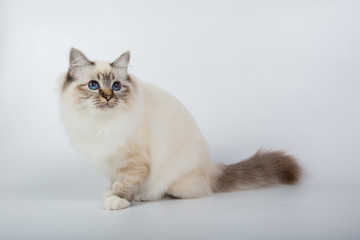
[101,89,113,101]
[104,95,112,101]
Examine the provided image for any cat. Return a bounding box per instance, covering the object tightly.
[59,48,302,210]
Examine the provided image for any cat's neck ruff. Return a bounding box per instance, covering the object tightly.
[60,85,144,166]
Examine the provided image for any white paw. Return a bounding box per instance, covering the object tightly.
[103,196,131,210]
[102,189,114,201]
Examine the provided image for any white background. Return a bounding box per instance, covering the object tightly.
[0,0,359,239]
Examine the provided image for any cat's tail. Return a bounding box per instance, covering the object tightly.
[213,150,302,192]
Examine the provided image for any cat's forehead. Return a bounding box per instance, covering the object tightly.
[94,61,112,73]
[92,61,116,81]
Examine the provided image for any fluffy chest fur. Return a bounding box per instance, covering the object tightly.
[60,105,142,179]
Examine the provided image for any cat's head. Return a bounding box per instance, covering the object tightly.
[61,48,137,112]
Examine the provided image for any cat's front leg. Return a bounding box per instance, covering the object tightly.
[103,159,150,210]
[102,180,131,210]
[102,179,115,201]
[103,195,131,210]
[102,188,113,200]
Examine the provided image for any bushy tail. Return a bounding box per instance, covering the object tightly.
[213,150,302,192]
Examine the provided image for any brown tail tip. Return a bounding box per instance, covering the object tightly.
[274,151,302,185]
[214,150,302,192]
[256,150,302,185]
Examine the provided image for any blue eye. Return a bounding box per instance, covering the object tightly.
[88,80,99,90]
[112,81,121,91]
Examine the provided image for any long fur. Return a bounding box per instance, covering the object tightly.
[214,150,301,192]
[59,48,302,210]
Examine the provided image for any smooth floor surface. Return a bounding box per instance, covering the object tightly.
[1,174,359,240]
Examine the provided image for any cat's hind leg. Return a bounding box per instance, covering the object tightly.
[166,169,214,199]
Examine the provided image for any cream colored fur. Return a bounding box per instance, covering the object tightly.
[60,49,301,210]
[60,58,219,210]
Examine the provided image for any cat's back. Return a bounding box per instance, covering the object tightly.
[139,81,195,122]
[138,80,206,147]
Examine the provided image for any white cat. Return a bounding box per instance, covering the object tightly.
[59,48,301,210]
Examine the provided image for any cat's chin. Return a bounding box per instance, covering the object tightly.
[94,102,118,111]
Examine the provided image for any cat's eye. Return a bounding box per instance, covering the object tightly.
[88,80,99,90]
[112,81,121,91]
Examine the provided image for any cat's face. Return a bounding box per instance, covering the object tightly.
[61,48,137,112]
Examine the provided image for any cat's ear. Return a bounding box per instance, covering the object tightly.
[69,48,92,72]
[111,51,130,70]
